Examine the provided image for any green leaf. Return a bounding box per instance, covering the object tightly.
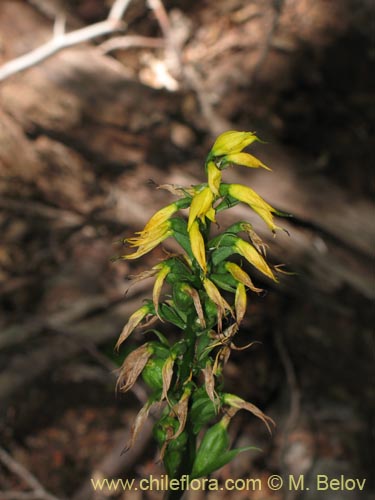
[210,245,236,266]
[210,273,237,293]
[166,258,193,280]
[190,389,217,434]
[145,330,170,347]
[172,282,194,310]
[159,303,186,329]
[191,419,229,478]
[191,418,259,478]
[142,357,165,392]
[208,232,237,249]
[195,331,215,362]
[170,339,188,358]
[192,446,259,478]
[215,195,240,213]
[169,217,194,258]
[203,298,219,328]
[148,342,170,359]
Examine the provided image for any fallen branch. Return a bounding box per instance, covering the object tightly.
[100,35,164,53]
[0,0,133,81]
[146,0,229,133]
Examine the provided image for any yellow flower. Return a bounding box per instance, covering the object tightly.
[235,282,247,324]
[115,304,151,350]
[224,152,271,171]
[211,130,259,156]
[203,277,232,331]
[227,183,281,232]
[142,202,180,234]
[234,238,276,281]
[225,262,263,293]
[187,186,215,231]
[152,263,171,316]
[189,220,207,272]
[122,221,172,260]
[207,161,222,195]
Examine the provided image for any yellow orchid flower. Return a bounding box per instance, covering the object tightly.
[123,221,172,260]
[187,186,216,231]
[227,183,281,232]
[152,263,171,316]
[188,220,207,273]
[225,152,271,171]
[234,238,277,281]
[207,161,222,195]
[225,262,263,294]
[235,282,247,324]
[203,277,232,331]
[211,130,259,156]
[142,202,181,234]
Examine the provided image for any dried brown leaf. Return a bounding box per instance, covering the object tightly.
[161,356,175,401]
[116,343,153,393]
[122,401,155,454]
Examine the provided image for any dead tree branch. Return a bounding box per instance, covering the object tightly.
[0,0,134,81]
[108,0,134,22]
[100,35,164,53]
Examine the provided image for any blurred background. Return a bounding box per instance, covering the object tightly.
[0,0,374,499]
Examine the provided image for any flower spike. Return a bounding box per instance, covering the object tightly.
[114,129,289,477]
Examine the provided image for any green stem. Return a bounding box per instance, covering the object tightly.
[165,321,197,500]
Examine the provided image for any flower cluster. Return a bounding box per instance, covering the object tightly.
[116,131,286,485]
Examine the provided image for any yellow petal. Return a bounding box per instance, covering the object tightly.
[206,206,216,223]
[228,183,281,232]
[234,238,276,281]
[203,278,232,312]
[152,264,171,316]
[235,282,247,324]
[211,130,259,156]
[122,222,172,259]
[188,187,215,231]
[207,160,222,195]
[203,277,232,331]
[142,202,180,233]
[225,262,263,293]
[188,220,207,272]
[128,220,171,246]
[225,152,271,171]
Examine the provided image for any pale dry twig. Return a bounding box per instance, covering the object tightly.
[0,0,133,81]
